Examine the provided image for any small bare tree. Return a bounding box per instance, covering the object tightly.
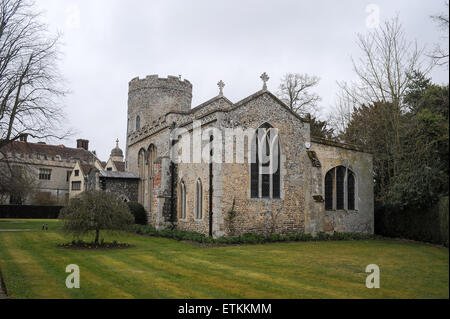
[0,0,68,150]
[429,1,449,67]
[0,161,37,204]
[277,73,321,117]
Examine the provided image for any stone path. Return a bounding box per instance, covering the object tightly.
[0,229,32,232]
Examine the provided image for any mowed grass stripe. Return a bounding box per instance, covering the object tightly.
[0,233,70,298]
[90,255,193,298]
[126,253,245,298]
[0,220,448,299]
[177,249,359,298]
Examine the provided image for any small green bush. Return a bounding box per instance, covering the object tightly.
[127,202,148,225]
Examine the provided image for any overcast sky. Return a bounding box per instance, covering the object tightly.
[34,0,449,160]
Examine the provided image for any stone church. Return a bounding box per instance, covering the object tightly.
[125,73,374,237]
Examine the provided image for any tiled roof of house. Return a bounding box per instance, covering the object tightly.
[1,140,97,163]
[79,163,96,176]
[113,161,125,172]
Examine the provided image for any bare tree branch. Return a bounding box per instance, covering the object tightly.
[0,0,70,150]
[429,1,449,67]
[276,73,321,117]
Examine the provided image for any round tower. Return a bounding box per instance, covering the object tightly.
[127,75,193,135]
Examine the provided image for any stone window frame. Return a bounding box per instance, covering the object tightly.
[137,148,146,205]
[195,178,203,220]
[147,144,157,213]
[38,168,52,180]
[178,180,187,220]
[324,165,358,212]
[71,181,81,191]
[249,122,282,200]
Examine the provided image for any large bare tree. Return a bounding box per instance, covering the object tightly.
[277,73,321,117]
[334,16,430,176]
[339,16,428,109]
[0,0,68,151]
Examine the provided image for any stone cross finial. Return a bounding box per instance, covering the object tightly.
[217,80,225,96]
[260,72,269,90]
[116,138,119,148]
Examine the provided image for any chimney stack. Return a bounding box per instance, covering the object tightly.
[76,139,89,150]
[19,134,28,142]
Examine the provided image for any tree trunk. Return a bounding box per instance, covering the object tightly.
[95,229,100,245]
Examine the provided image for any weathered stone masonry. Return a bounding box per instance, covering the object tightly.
[126,74,374,237]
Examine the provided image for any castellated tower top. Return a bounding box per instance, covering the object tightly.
[127,75,193,134]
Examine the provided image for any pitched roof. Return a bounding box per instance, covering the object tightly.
[311,136,369,153]
[1,140,98,163]
[79,163,96,176]
[113,161,125,172]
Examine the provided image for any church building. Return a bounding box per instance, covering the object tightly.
[125,73,374,237]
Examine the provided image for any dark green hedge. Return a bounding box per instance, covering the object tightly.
[133,224,375,245]
[375,196,449,247]
[0,205,63,219]
[126,201,147,225]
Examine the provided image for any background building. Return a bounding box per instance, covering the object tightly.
[0,136,98,205]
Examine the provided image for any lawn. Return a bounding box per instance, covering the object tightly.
[0,219,448,299]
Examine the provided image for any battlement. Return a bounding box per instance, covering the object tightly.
[129,74,192,94]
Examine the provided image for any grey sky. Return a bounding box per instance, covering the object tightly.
[35,0,449,161]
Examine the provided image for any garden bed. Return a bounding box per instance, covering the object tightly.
[58,240,132,250]
[133,224,376,246]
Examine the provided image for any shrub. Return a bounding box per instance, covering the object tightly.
[0,205,62,218]
[131,225,374,245]
[126,201,147,225]
[59,191,134,244]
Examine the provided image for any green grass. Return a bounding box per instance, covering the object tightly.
[0,219,448,299]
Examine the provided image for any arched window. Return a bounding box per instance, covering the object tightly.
[347,171,355,210]
[148,144,156,212]
[178,180,186,220]
[136,115,141,131]
[251,123,280,199]
[195,179,202,219]
[324,166,356,211]
[138,148,146,204]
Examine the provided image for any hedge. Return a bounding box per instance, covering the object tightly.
[0,205,63,219]
[126,202,147,225]
[133,224,375,245]
[375,196,449,247]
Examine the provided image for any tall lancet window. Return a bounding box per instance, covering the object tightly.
[148,144,156,212]
[251,123,281,199]
[195,179,202,219]
[136,115,141,131]
[138,148,146,205]
[178,180,186,220]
